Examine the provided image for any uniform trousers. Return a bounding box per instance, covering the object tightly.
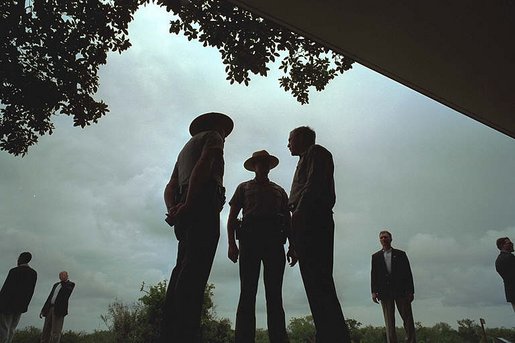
[380,296,416,343]
[0,313,21,343]
[235,236,288,343]
[159,207,220,343]
[294,213,351,343]
[40,307,65,343]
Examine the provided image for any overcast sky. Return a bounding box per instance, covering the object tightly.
[1,5,515,334]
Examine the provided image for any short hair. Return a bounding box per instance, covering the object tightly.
[292,126,316,145]
[379,230,392,239]
[497,237,509,250]
[18,252,32,264]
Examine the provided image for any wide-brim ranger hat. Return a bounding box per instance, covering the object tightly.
[189,112,234,137]
[244,150,279,171]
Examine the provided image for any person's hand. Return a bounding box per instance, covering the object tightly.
[287,246,298,267]
[228,242,239,263]
[372,293,380,304]
[166,202,190,225]
[39,312,44,319]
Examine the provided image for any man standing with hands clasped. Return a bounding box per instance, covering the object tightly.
[287,126,351,342]
[160,112,233,342]
[371,230,416,343]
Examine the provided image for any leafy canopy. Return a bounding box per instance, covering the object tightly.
[1,0,353,155]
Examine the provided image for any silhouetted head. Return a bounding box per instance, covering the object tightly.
[379,230,392,250]
[497,237,514,252]
[288,126,316,156]
[17,252,32,265]
[59,271,69,282]
[189,112,234,138]
[244,150,279,179]
[244,150,279,171]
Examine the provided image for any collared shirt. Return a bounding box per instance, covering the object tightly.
[50,283,62,304]
[173,130,225,187]
[289,144,336,212]
[383,248,392,274]
[229,178,289,219]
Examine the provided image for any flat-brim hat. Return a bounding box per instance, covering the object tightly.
[189,112,234,137]
[244,150,279,171]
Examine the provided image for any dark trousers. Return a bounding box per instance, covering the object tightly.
[0,312,21,343]
[235,237,288,343]
[40,307,65,343]
[159,209,220,343]
[295,213,351,343]
[381,296,416,343]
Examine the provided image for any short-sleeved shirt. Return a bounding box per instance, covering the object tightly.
[289,144,336,212]
[174,130,224,187]
[229,179,289,219]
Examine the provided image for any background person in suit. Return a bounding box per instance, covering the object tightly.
[371,230,416,343]
[0,252,37,343]
[40,271,75,343]
[495,237,515,311]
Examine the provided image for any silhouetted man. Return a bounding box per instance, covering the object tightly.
[160,112,233,342]
[0,252,37,343]
[288,126,351,342]
[495,237,515,312]
[227,150,293,343]
[371,230,416,343]
[40,271,75,343]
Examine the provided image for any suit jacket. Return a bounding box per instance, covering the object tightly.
[0,265,37,314]
[371,248,414,299]
[495,251,515,302]
[41,280,75,317]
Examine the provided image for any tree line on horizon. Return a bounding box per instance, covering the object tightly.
[9,281,515,343]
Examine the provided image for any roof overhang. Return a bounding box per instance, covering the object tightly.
[227,0,515,139]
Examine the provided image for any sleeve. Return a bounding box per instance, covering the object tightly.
[371,255,378,293]
[280,188,290,216]
[403,252,415,294]
[296,147,334,211]
[0,269,15,309]
[229,183,244,209]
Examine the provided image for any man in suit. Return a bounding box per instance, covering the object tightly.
[40,271,75,343]
[371,230,416,343]
[0,252,37,343]
[495,237,515,311]
[288,126,351,342]
[159,112,233,342]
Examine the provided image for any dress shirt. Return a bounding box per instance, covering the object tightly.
[384,249,392,274]
[50,283,62,305]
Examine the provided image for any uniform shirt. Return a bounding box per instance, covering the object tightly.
[173,130,224,187]
[229,178,289,219]
[289,144,336,212]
